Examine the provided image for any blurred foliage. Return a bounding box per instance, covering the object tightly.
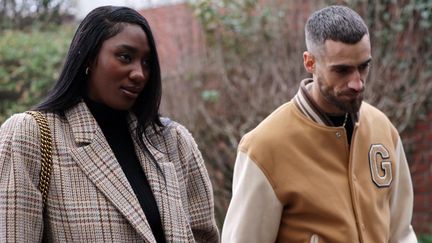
[192,0,285,59]
[174,0,312,227]
[422,236,432,243]
[0,26,75,122]
[0,0,72,31]
[420,233,432,243]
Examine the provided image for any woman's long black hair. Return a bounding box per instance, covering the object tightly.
[36,6,165,169]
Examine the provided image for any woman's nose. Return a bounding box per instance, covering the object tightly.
[129,63,147,82]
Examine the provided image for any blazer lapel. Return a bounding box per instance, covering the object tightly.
[65,102,156,243]
[130,118,193,242]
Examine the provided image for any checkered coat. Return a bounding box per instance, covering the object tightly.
[0,101,219,242]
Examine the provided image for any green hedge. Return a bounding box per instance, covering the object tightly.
[0,25,74,123]
[420,234,432,243]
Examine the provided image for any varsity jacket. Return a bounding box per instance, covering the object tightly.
[0,101,219,242]
[222,79,417,243]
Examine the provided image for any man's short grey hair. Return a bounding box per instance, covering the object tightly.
[305,5,369,53]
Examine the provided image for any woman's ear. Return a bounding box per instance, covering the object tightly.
[303,51,316,74]
[86,58,96,76]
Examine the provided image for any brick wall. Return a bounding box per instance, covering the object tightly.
[139,3,205,76]
[403,112,432,234]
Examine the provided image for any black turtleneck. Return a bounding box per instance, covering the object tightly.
[85,98,166,243]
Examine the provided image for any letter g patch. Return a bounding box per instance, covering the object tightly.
[369,144,393,187]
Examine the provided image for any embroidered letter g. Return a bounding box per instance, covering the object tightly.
[369,144,393,188]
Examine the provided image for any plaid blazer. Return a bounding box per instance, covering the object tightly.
[0,101,219,243]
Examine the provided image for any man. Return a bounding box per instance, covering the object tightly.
[222,5,417,243]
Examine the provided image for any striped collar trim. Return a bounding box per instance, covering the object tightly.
[293,79,358,126]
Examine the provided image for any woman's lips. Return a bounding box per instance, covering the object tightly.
[121,87,141,98]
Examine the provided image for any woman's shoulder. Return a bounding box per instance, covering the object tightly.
[160,117,194,140]
[0,112,44,155]
[158,117,199,150]
[1,112,39,134]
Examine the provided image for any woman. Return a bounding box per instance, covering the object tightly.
[0,6,219,242]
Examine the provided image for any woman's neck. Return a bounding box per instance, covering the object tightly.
[84,97,128,127]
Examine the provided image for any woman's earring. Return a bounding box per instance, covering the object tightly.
[85,67,90,75]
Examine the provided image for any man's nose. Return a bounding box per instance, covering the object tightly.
[347,71,364,92]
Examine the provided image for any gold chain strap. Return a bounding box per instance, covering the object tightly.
[26,111,53,206]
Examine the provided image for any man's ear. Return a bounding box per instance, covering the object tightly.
[303,51,315,74]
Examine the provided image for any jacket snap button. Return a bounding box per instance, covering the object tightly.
[335,132,341,138]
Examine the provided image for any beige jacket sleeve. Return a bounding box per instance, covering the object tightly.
[389,137,418,243]
[222,151,283,243]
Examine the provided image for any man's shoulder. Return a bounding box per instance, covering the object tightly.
[361,101,384,114]
[239,101,297,151]
[360,102,399,137]
[360,102,392,123]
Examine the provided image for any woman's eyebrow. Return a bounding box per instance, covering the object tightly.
[116,44,151,56]
[116,44,138,53]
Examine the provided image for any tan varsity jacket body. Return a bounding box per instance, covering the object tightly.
[222,79,417,243]
[0,101,219,242]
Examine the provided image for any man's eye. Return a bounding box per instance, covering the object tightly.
[359,63,370,72]
[335,68,349,75]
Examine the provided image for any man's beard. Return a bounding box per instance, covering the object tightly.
[318,79,364,113]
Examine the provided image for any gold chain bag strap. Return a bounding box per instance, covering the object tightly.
[26,111,53,207]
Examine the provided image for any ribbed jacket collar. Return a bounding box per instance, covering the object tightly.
[293,78,359,127]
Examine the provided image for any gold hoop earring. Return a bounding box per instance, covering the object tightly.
[85,67,90,75]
